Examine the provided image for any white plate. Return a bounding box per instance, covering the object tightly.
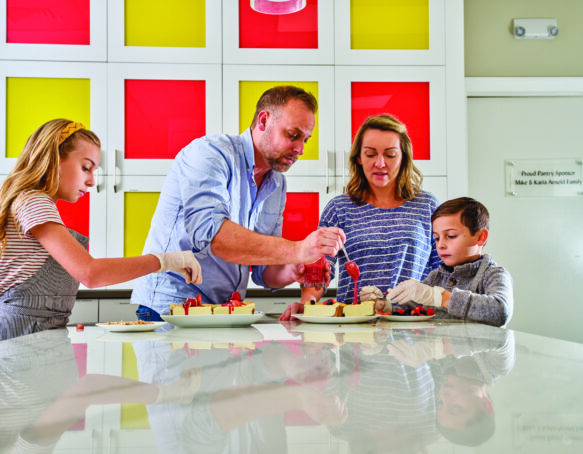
[162,312,265,328]
[95,321,167,332]
[293,315,377,324]
[378,314,435,322]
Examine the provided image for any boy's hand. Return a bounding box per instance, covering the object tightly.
[387,280,444,307]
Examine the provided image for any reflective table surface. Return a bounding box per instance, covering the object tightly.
[1,317,582,453]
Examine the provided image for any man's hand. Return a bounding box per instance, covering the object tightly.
[387,279,444,307]
[297,227,345,264]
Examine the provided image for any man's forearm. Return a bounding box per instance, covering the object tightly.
[211,220,300,265]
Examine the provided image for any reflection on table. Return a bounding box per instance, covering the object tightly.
[1,318,582,454]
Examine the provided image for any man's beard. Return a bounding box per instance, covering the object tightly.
[266,153,297,172]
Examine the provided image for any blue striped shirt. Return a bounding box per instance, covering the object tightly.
[319,191,441,303]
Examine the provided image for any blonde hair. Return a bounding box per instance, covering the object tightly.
[345,114,423,205]
[0,119,100,254]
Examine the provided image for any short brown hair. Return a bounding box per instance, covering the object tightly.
[345,114,423,205]
[432,197,490,235]
[250,85,318,128]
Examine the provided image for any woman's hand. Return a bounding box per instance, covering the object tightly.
[279,301,304,321]
[152,251,202,284]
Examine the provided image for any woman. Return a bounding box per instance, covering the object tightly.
[0,119,202,339]
[281,114,441,320]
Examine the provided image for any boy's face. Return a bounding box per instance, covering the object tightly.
[437,375,493,429]
[432,213,487,267]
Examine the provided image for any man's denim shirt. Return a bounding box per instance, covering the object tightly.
[131,129,286,314]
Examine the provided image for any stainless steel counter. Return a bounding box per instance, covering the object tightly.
[1,317,582,453]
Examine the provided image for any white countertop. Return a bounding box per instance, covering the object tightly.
[1,318,582,453]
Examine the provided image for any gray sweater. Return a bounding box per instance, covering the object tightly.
[423,254,513,327]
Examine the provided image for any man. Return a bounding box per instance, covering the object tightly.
[132,86,345,320]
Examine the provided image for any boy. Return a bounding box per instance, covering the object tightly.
[387,197,513,327]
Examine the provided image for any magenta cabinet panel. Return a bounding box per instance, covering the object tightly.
[282,192,319,241]
[351,81,430,160]
[6,0,90,45]
[124,79,206,160]
[239,0,318,49]
[56,192,90,239]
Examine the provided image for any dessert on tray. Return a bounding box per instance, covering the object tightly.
[303,298,375,317]
[170,292,255,315]
[343,300,375,317]
[303,299,346,317]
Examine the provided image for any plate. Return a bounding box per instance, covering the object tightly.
[162,312,265,328]
[95,321,167,332]
[378,314,435,322]
[293,315,377,324]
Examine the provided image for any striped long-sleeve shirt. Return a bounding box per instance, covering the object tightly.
[0,192,64,294]
[319,191,441,303]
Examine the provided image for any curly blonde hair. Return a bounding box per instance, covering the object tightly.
[345,114,423,205]
[0,119,100,255]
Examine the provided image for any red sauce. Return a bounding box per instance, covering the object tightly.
[346,261,360,304]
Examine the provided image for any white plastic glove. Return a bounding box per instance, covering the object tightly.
[152,251,202,285]
[387,279,444,307]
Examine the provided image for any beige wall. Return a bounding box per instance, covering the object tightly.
[465,0,583,76]
[465,1,583,343]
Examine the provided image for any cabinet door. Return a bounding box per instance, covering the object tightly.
[334,0,445,65]
[106,175,165,289]
[334,66,446,177]
[223,65,334,177]
[107,63,222,176]
[107,0,221,63]
[222,0,333,65]
[0,61,107,173]
[0,0,106,61]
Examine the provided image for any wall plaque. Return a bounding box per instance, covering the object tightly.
[505,158,583,197]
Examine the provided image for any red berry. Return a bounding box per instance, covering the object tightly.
[76,324,84,331]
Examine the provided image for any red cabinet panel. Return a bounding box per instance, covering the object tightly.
[6,0,90,45]
[239,0,318,49]
[124,79,206,159]
[56,192,89,239]
[351,81,430,160]
[282,192,319,241]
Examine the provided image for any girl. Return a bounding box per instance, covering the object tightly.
[0,119,202,339]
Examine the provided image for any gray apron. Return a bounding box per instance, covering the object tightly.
[0,229,88,340]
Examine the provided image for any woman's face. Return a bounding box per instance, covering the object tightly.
[357,129,402,192]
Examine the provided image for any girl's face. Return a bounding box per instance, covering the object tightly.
[55,140,101,203]
[357,129,402,193]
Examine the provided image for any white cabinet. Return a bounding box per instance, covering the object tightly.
[222,0,334,65]
[0,1,107,61]
[0,0,466,293]
[334,0,446,66]
[223,64,335,178]
[107,0,222,64]
[107,63,222,176]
